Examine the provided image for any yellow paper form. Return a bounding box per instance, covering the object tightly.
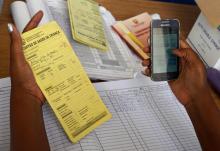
[22,21,112,143]
[68,0,108,51]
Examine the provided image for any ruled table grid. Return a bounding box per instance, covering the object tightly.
[0,85,11,151]
[0,78,201,151]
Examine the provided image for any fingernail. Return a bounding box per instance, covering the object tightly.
[7,23,13,33]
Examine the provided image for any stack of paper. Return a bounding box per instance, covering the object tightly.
[112,13,152,60]
[67,0,108,51]
[22,21,111,143]
[47,0,136,80]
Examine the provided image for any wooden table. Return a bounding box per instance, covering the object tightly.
[0,0,219,107]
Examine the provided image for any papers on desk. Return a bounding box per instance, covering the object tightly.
[11,0,136,81]
[5,1,202,150]
[112,13,152,60]
[67,0,108,50]
[22,21,111,143]
[47,0,136,80]
[0,77,201,150]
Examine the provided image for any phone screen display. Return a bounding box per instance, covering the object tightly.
[152,27,178,74]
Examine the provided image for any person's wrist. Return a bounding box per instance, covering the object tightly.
[193,86,209,97]
[11,84,43,106]
[189,86,211,107]
[184,99,195,111]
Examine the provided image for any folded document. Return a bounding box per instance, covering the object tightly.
[112,13,152,60]
[68,0,108,50]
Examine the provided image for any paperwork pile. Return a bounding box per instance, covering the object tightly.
[11,0,136,81]
[47,0,136,80]
[10,0,136,143]
[6,0,203,149]
[112,13,151,60]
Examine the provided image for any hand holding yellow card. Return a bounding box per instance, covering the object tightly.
[22,21,111,143]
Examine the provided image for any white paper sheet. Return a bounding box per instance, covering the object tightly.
[0,77,201,151]
[0,78,11,150]
[187,13,220,69]
[10,1,31,32]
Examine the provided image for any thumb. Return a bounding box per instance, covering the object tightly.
[172,48,188,59]
[173,40,191,58]
[8,23,26,66]
[172,48,189,72]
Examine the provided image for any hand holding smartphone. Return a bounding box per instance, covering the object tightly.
[150,19,180,81]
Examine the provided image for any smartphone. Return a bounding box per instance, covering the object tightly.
[150,19,180,81]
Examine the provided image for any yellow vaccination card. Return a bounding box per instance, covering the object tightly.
[22,21,112,143]
[67,0,108,51]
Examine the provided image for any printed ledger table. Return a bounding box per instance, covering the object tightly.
[0,0,219,107]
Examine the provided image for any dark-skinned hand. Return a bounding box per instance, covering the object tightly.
[9,11,45,106]
[142,40,208,106]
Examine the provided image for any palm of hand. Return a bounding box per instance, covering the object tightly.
[10,60,45,102]
[10,11,45,104]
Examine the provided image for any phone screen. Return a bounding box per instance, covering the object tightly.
[152,26,179,74]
